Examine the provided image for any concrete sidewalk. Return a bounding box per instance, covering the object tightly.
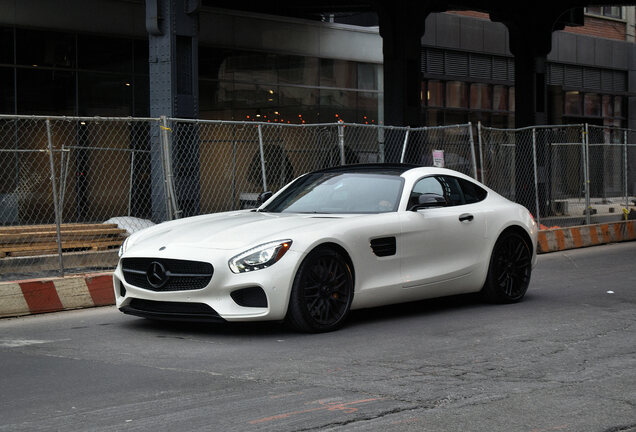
[1,220,635,319]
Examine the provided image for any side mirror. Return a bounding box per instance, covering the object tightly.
[410,193,447,211]
[257,191,273,206]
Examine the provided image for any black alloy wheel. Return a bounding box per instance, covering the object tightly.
[286,247,354,332]
[482,231,532,303]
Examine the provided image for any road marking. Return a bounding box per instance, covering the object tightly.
[249,397,381,424]
[0,339,54,348]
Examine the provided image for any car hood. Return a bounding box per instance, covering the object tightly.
[126,210,350,252]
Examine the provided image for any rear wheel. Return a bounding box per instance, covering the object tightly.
[482,231,532,303]
[286,247,354,332]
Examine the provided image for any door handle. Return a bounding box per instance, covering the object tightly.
[459,213,474,222]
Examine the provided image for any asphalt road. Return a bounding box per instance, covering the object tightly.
[1,243,635,432]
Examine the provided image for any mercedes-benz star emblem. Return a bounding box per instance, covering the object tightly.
[146,261,169,288]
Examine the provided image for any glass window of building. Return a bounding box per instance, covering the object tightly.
[586,6,622,19]
[357,63,378,90]
[509,87,515,112]
[199,79,233,120]
[278,55,319,86]
[1,27,14,64]
[470,83,491,110]
[446,81,467,108]
[78,35,133,73]
[279,86,318,123]
[320,58,356,89]
[0,67,14,113]
[320,88,357,121]
[198,46,378,123]
[583,93,600,117]
[17,69,75,115]
[493,85,508,111]
[16,28,75,68]
[614,96,623,117]
[357,92,378,123]
[602,95,613,117]
[133,39,149,76]
[228,52,277,84]
[133,75,149,117]
[78,72,133,116]
[426,80,443,107]
[565,91,582,116]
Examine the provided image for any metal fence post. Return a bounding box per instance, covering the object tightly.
[532,127,541,226]
[584,124,591,225]
[468,122,478,180]
[46,119,65,276]
[337,121,346,165]
[378,125,385,163]
[58,142,67,221]
[128,151,135,217]
[400,126,410,163]
[257,124,268,191]
[624,129,629,210]
[160,116,180,220]
[477,121,485,183]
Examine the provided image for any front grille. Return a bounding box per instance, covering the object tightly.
[121,257,213,292]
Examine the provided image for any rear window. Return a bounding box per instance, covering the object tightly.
[458,178,488,204]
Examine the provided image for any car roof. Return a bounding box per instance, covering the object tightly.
[311,164,478,182]
[311,163,420,176]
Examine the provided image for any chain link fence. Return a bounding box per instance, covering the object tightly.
[479,123,635,228]
[1,113,634,277]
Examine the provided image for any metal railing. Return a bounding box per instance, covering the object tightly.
[0,113,634,277]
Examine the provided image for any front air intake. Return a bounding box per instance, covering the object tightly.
[230,287,268,308]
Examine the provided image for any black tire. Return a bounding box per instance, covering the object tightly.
[286,247,354,333]
[482,231,532,303]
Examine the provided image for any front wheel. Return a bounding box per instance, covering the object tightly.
[482,231,532,303]
[286,247,354,332]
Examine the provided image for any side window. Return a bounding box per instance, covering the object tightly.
[412,177,444,195]
[438,176,464,206]
[458,178,488,204]
[409,176,444,209]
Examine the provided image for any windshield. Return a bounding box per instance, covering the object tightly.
[262,172,405,214]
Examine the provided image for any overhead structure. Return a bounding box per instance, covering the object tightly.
[151,0,629,214]
[147,0,202,221]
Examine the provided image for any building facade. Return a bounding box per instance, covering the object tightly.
[1,2,634,128]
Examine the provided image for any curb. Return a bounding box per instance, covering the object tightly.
[0,273,114,318]
[537,220,636,253]
[1,222,635,319]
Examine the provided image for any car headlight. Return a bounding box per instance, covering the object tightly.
[229,240,292,273]
[118,237,129,258]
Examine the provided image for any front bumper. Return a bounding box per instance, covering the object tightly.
[113,246,300,322]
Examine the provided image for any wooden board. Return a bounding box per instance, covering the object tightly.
[0,223,127,258]
[1,239,123,257]
[0,228,126,244]
[0,223,120,234]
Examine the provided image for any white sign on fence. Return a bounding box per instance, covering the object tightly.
[432,149,445,167]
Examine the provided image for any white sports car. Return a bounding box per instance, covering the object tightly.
[114,164,537,332]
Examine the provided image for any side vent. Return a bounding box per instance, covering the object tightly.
[370,237,396,257]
